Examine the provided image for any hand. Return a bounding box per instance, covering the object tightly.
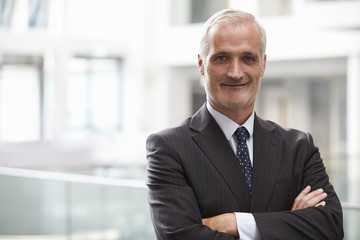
[202,213,239,238]
[291,185,327,211]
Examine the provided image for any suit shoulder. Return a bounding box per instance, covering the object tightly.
[259,117,309,142]
[147,118,191,143]
[257,118,320,162]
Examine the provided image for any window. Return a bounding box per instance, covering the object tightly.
[258,0,292,17]
[257,77,346,155]
[66,57,122,132]
[28,0,50,29]
[0,0,15,27]
[0,0,50,29]
[0,55,43,141]
[190,0,229,23]
[170,0,229,25]
[191,79,206,114]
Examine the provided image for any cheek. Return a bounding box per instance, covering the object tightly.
[205,77,216,94]
[248,66,263,83]
[204,75,220,99]
[207,65,225,81]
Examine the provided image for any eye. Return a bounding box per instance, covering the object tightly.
[243,56,254,62]
[214,56,229,63]
[216,56,226,61]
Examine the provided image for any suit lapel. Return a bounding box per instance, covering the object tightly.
[190,105,251,211]
[250,116,284,212]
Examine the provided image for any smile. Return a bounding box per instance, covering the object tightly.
[221,83,248,88]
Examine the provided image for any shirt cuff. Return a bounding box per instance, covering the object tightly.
[234,212,261,240]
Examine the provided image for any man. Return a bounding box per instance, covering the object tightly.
[146,9,343,239]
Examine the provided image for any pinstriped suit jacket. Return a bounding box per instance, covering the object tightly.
[146,104,343,240]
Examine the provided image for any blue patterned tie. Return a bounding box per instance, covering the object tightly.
[235,127,253,193]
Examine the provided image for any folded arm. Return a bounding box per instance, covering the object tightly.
[203,133,343,240]
[202,185,328,238]
[146,133,237,240]
[252,133,343,239]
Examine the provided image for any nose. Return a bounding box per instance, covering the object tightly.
[227,60,243,80]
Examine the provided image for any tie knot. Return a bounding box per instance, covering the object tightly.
[235,127,249,142]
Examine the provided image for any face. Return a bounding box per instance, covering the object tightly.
[198,22,266,117]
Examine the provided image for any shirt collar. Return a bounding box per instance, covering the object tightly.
[206,102,254,141]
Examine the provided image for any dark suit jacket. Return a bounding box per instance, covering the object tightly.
[146,104,343,240]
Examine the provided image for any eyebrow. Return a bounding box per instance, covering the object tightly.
[211,51,230,56]
[243,51,259,57]
[209,51,230,58]
[210,51,259,59]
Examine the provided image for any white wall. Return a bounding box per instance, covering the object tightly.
[0,0,359,167]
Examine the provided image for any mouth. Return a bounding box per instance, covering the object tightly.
[221,82,248,88]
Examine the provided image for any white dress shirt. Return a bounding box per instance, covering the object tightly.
[207,102,261,240]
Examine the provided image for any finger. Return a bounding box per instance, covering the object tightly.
[303,192,327,208]
[292,185,311,210]
[298,189,326,209]
[296,189,327,210]
[297,188,323,209]
[292,187,325,210]
[202,218,210,226]
[315,201,326,208]
[296,188,322,209]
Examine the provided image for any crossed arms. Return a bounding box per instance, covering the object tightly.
[202,185,328,238]
[146,129,344,239]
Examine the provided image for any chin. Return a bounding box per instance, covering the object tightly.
[218,101,245,110]
[222,97,254,110]
[227,103,247,110]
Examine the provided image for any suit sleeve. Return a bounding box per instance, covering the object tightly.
[146,133,237,240]
[252,133,344,240]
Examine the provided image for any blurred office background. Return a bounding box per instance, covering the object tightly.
[0,0,359,239]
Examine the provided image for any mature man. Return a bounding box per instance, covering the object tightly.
[146,9,343,239]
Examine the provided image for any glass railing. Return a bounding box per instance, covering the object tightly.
[0,165,359,239]
[0,167,156,240]
[326,157,360,240]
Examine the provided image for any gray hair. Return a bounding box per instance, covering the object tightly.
[199,9,267,63]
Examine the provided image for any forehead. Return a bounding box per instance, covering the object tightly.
[208,22,262,55]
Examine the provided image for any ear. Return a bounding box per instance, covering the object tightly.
[198,54,205,76]
[261,54,267,77]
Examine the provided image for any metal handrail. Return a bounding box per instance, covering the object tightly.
[0,166,146,188]
[341,202,360,210]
